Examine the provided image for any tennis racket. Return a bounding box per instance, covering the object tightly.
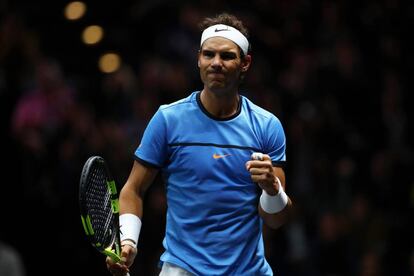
[79,155,125,268]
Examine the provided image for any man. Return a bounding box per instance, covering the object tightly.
[107,12,293,276]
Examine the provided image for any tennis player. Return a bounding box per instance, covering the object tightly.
[106,12,293,276]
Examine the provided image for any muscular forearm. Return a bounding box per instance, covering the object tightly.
[119,186,144,218]
[119,160,158,218]
[117,161,158,247]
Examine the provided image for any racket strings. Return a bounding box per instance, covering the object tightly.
[85,164,114,248]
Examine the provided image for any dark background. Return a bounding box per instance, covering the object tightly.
[1,0,413,275]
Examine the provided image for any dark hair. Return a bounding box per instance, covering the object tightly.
[199,13,250,56]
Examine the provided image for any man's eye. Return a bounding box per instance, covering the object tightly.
[203,51,214,58]
[221,53,236,60]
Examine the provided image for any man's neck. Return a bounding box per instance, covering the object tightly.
[200,89,240,118]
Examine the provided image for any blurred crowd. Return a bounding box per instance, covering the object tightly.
[1,0,413,276]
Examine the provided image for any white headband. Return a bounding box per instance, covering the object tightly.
[200,24,249,55]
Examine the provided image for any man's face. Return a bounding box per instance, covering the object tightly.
[198,37,251,94]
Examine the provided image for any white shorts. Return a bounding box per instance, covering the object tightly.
[159,262,193,276]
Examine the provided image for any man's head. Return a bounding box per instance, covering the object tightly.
[198,13,252,94]
[199,13,251,57]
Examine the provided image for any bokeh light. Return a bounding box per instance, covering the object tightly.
[98,53,121,73]
[64,1,87,21]
[82,25,104,45]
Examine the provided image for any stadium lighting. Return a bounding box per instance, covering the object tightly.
[64,1,87,21]
[82,25,104,45]
[98,53,121,73]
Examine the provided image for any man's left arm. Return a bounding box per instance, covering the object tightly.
[246,154,293,229]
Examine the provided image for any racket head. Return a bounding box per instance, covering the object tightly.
[79,156,121,262]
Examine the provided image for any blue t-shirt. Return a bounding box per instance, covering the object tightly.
[135,91,286,275]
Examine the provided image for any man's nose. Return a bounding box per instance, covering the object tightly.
[211,54,223,67]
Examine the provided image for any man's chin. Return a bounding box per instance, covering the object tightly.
[207,80,226,89]
[208,84,226,93]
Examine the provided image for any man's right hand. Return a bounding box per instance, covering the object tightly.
[106,244,137,276]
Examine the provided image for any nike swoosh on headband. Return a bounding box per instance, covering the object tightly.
[214,28,229,32]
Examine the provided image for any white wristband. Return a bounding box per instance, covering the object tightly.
[260,177,288,214]
[119,213,142,248]
[121,239,136,248]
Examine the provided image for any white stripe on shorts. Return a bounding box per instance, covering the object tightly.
[159,262,194,276]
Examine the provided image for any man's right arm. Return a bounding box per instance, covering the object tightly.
[106,160,159,275]
[120,160,159,218]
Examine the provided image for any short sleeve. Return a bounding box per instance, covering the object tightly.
[265,116,286,166]
[134,108,168,168]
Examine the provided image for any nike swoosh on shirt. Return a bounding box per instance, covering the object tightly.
[213,153,231,159]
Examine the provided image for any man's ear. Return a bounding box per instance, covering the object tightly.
[241,54,252,72]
